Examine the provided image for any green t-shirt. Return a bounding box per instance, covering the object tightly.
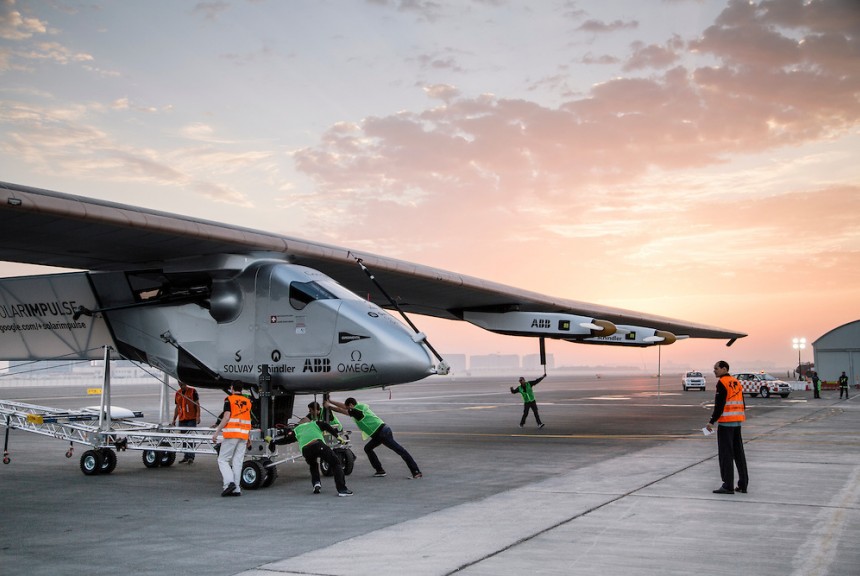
[293,421,324,450]
[352,403,384,438]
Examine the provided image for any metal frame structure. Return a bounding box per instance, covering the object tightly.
[1,347,354,489]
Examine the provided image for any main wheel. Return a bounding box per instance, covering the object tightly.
[99,449,117,474]
[241,460,265,490]
[760,386,770,398]
[80,450,103,475]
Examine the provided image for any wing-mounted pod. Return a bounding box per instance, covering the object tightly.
[462,311,616,339]
[583,325,689,347]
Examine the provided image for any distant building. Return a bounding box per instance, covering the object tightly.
[441,354,467,374]
[9,360,75,375]
[522,353,554,371]
[813,320,859,386]
[470,354,520,372]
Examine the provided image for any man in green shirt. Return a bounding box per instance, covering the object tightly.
[326,397,422,479]
[511,374,546,428]
[279,419,353,497]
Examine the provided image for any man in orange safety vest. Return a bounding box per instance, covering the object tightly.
[706,360,749,495]
[212,381,252,497]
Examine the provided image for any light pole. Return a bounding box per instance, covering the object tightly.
[792,337,806,381]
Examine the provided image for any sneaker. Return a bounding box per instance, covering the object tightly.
[373,471,387,477]
[227,491,241,497]
[313,483,321,494]
[337,489,354,497]
[221,482,237,497]
[412,472,423,479]
[518,424,524,428]
[538,423,545,429]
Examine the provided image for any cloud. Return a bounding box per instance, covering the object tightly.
[0,100,257,206]
[577,18,638,33]
[191,1,230,22]
[286,1,859,290]
[623,35,685,71]
[0,0,47,41]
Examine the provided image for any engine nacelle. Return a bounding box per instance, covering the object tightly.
[463,311,615,338]
[583,325,685,347]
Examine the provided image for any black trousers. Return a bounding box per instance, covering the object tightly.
[840,386,850,399]
[717,425,748,490]
[520,401,542,426]
[303,441,347,492]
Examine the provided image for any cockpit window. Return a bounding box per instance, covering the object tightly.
[289,280,337,310]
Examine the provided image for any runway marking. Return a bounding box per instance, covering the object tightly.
[399,430,698,441]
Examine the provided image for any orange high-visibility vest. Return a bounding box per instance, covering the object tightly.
[717,375,746,424]
[222,394,252,440]
[174,386,199,421]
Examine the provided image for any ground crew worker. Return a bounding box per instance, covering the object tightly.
[279,419,352,497]
[211,381,251,497]
[811,371,821,399]
[706,360,749,495]
[171,381,201,463]
[839,371,850,399]
[511,374,546,428]
[307,400,342,432]
[325,397,422,479]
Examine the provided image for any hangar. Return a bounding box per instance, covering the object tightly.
[813,320,860,387]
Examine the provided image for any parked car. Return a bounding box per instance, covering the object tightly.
[682,371,706,391]
[734,372,791,398]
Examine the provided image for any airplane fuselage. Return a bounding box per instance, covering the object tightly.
[0,258,437,392]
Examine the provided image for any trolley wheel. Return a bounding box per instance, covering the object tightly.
[158,451,176,467]
[260,459,277,488]
[3,453,10,465]
[80,449,103,475]
[340,448,356,476]
[142,450,161,468]
[240,460,265,490]
[99,448,117,474]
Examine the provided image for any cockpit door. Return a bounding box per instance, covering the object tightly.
[256,264,339,358]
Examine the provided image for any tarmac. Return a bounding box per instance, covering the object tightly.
[2,374,858,576]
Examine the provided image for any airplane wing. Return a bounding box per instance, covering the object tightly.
[0,181,745,342]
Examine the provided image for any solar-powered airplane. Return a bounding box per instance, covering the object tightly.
[0,181,744,479]
[0,180,745,395]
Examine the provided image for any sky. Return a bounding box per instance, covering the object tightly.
[0,0,858,374]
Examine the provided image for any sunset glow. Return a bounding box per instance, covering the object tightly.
[1,0,858,373]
